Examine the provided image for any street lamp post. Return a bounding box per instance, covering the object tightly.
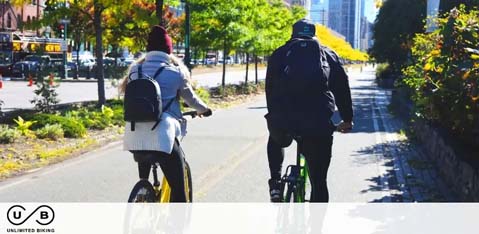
[181,0,191,71]
[61,1,70,79]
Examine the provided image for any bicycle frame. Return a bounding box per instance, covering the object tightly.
[129,111,197,203]
[150,165,172,202]
[149,147,190,203]
[281,138,310,202]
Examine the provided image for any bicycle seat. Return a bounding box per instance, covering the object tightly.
[131,150,161,164]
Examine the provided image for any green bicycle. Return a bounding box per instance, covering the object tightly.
[280,136,311,202]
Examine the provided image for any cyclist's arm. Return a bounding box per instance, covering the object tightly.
[265,50,280,112]
[326,49,353,123]
[178,73,209,114]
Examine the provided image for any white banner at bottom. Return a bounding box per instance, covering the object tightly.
[0,203,478,234]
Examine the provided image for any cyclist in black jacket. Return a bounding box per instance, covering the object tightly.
[265,19,354,202]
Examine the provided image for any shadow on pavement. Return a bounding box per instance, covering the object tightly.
[353,140,455,203]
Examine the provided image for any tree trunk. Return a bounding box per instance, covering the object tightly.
[245,52,249,85]
[156,0,164,26]
[94,1,105,105]
[254,53,258,84]
[222,38,227,89]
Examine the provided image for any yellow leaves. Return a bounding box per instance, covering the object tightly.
[430,49,440,56]
[424,63,432,71]
[315,24,368,61]
[375,0,383,9]
[471,54,479,60]
[462,71,471,80]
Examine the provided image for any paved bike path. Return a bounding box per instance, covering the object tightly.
[0,66,453,202]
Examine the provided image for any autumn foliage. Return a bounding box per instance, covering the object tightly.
[315,25,368,62]
[403,5,479,145]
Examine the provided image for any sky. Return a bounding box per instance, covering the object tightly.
[364,0,379,22]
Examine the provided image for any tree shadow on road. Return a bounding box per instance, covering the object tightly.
[352,140,456,203]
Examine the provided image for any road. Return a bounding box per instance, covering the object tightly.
[0,68,266,111]
[0,66,454,202]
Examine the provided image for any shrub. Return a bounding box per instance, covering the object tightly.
[31,114,86,138]
[111,106,125,126]
[194,86,210,104]
[402,6,479,145]
[35,124,64,140]
[13,116,36,137]
[0,125,20,144]
[376,63,394,79]
[30,74,60,113]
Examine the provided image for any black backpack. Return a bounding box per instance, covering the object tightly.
[123,64,173,131]
[269,38,332,135]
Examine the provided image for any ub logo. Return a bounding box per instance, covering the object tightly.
[7,205,55,226]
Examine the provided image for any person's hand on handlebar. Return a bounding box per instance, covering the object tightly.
[337,121,353,133]
[198,108,213,118]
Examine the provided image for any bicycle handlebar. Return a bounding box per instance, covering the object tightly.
[182,111,198,118]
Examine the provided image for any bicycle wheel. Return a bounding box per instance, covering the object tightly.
[284,182,295,202]
[184,161,193,202]
[294,183,305,202]
[128,180,157,203]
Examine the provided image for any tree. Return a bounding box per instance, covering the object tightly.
[440,0,479,13]
[190,0,248,88]
[315,25,368,61]
[370,0,426,71]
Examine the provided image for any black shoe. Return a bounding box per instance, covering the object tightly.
[268,179,282,202]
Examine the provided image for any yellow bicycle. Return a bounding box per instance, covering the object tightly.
[127,112,196,203]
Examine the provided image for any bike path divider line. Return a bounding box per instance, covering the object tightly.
[194,135,268,201]
[376,90,412,202]
[371,93,392,202]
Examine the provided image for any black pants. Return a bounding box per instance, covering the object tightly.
[137,141,187,202]
[267,132,333,202]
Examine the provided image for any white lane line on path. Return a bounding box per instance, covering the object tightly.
[376,91,412,202]
[0,141,123,192]
[371,93,392,202]
[194,135,268,201]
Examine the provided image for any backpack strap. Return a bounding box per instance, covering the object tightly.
[138,64,143,79]
[150,97,176,131]
[152,65,168,80]
[150,64,173,131]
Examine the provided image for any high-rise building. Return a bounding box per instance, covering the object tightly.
[310,0,328,25]
[328,0,362,49]
[285,0,312,19]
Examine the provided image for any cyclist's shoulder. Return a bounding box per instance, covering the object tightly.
[320,46,340,60]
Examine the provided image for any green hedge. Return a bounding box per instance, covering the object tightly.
[31,114,87,138]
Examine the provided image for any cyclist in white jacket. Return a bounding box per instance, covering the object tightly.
[120,26,212,202]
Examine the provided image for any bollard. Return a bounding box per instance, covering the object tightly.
[0,73,3,89]
[28,74,33,87]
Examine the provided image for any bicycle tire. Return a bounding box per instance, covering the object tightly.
[185,161,193,202]
[128,180,157,203]
[284,182,295,202]
[294,183,305,202]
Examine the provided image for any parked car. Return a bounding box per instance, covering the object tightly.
[0,63,13,77]
[11,55,51,78]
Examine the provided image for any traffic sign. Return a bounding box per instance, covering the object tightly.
[61,41,68,52]
[59,19,71,24]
